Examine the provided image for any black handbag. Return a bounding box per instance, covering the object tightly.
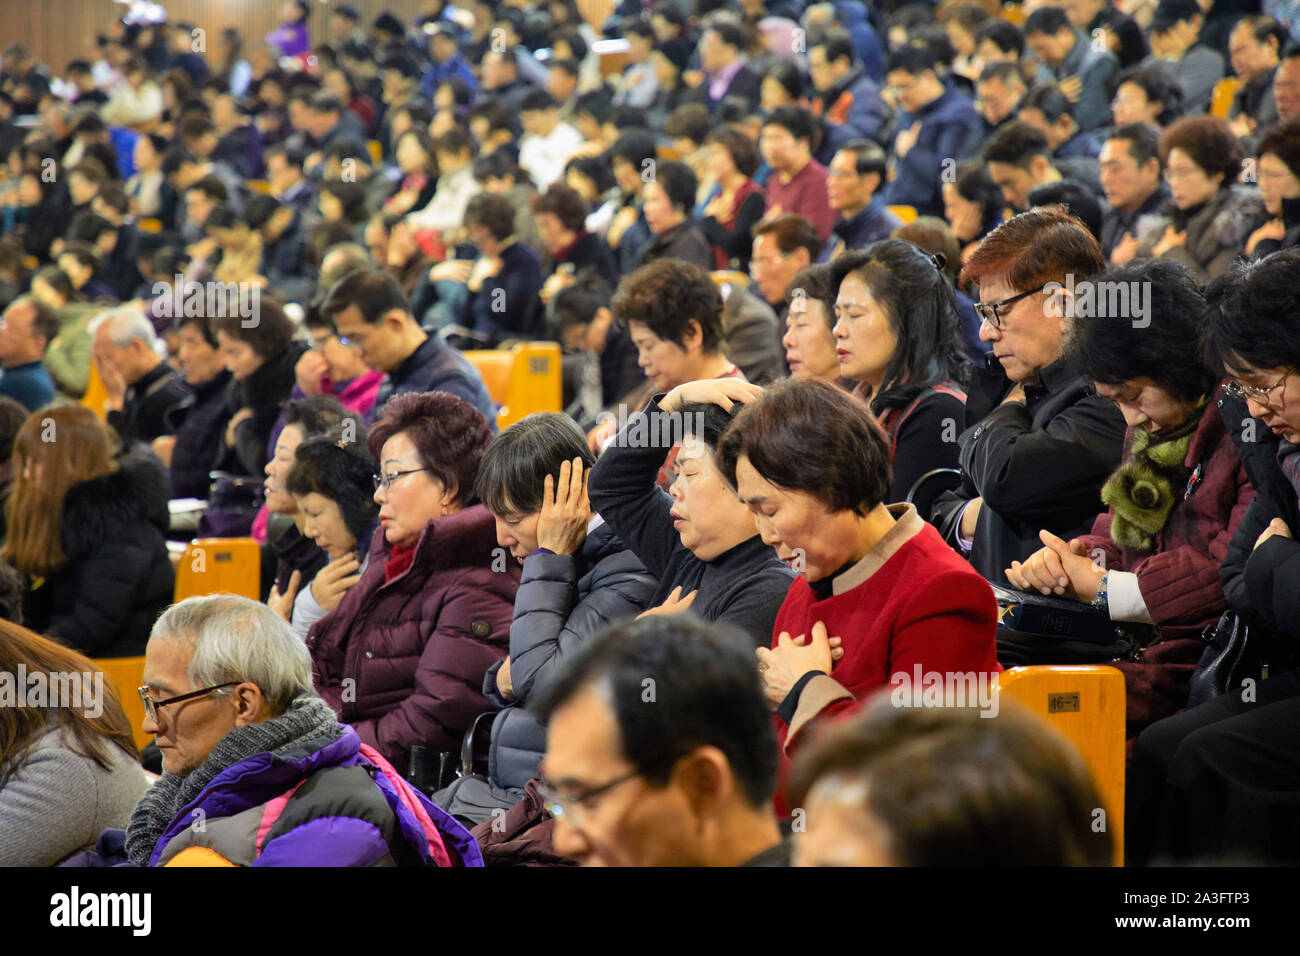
[1186,612,1255,709]
[991,584,1151,666]
[198,471,264,538]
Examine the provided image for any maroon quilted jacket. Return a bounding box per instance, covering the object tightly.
[308,504,521,774]
[1074,395,1253,736]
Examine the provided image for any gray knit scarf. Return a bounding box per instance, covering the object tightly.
[125,695,343,866]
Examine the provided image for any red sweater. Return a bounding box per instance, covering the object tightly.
[763,159,834,242]
[772,504,999,815]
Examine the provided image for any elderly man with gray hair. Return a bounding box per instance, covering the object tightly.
[90,306,191,445]
[74,595,483,867]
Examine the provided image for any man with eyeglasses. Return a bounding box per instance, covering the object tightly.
[530,615,789,867]
[109,594,481,866]
[319,268,497,430]
[1127,249,1300,866]
[930,209,1126,585]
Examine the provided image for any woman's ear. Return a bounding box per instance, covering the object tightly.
[682,318,704,352]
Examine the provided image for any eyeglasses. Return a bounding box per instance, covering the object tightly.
[337,334,365,352]
[537,771,640,829]
[974,282,1048,329]
[1224,368,1296,405]
[373,467,429,491]
[138,682,241,724]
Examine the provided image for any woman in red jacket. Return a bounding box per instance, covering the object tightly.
[307,392,521,775]
[1005,259,1254,738]
[713,376,999,814]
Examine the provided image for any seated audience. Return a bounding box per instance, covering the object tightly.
[983,121,1102,216]
[1141,0,1224,116]
[1127,250,1300,866]
[807,31,892,145]
[295,305,384,419]
[284,436,379,640]
[830,240,970,502]
[91,307,190,445]
[1022,5,1119,132]
[788,699,1113,866]
[760,106,834,242]
[637,159,713,270]
[781,264,842,384]
[553,269,645,421]
[308,391,519,773]
[1245,118,1300,257]
[818,140,900,263]
[716,376,997,811]
[213,297,306,476]
[460,191,544,343]
[751,214,822,322]
[5,406,173,657]
[942,162,1007,264]
[1006,259,1252,733]
[440,413,656,822]
[0,619,149,866]
[160,313,236,500]
[0,295,58,411]
[1226,16,1284,137]
[1099,122,1170,262]
[699,126,766,272]
[28,266,102,400]
[931,210,1127,584]
[532,616,789,866]
[111,595,480,866]
[319,269,497,429]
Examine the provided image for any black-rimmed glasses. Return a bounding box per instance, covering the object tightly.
[974,282,1050,329]
[138,682,241,723]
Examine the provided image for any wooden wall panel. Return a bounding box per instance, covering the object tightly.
[0,0,455,79]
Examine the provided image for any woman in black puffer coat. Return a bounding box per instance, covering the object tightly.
[5,406,173,658]
[212,298,308,477]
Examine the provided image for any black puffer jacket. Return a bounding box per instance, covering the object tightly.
[24,446,175,658]
[482,521,658,797]
[227,341,308,476]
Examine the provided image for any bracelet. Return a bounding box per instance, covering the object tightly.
[1090,572,1109,612]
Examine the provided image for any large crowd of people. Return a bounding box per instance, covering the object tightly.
[1,0,1299,869]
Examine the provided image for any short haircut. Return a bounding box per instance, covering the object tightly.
[1021,83,1074,122]
[753,213,821,260]
[961,208,1104,293]
[309,92,343,115]
[211,296,296,360]
[432,126,472,156]
[705,21,745,52]
[787,697,1113,865]
[717,376,892,516]
[58,240,100,272]
[983,120,1052,169]
[664,102,711,145]
[814,30,856,66]
[1068,258,1217,401]
[893,216,962,281]
[835,139,888,179]
[611,259,725,353]
[610,128,658,170]
[89,304,157,350]
[551,267,612,329]
[15,296,60,348]
[365,391,494,507]
[975,19,1024,56]
[1115,63,1184,126]
[464,192,517,241]
[1257,116,1300,179]
[520,89,558,113]
[765,59,804,100]
[1239,14,1288,54]
[1023,6,1072,37]
[151,595,314,717]
[978,60,1025,87]
[649,158,697,212]
[1201,248,1300,374]
[1028,180,1103,242]
[1158,115,1242,187]
[549,57,580,79]
[282,394,361,443]
[762,104,816,145]
[320,268,410,327]
[704,126,760,178]
[476,412,595,516]
[531,183,589,233]
[285,437,380,545]
[530,615,779,809]
[1107,122,1162,169]
[886,42,939,77]
[190,174,229,203]
[566,154,615,195]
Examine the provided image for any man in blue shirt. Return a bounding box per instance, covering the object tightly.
[0,296,57,412]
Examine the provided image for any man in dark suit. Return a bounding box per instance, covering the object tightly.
[690,22,762,115]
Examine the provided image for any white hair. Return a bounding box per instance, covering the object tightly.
[89,306,161,353]
[152,595,315,715]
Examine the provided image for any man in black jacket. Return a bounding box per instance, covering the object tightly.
[690,21,762,115]
[931,210,1126,584]
[92,307,191,446]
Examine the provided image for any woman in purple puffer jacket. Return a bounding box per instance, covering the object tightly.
[308,391,521,776]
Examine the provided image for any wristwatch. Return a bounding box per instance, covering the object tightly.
[1090,572,1110,612]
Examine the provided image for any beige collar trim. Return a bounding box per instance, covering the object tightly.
[831,503,925,597]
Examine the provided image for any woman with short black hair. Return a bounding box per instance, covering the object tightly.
[715,375,999,814]
[1006,258,1253,735]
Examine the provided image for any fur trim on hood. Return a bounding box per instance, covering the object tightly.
[60,445,170,560]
